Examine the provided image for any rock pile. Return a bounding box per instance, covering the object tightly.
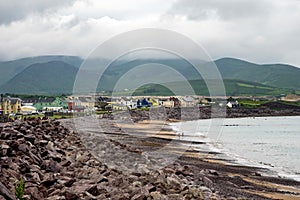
[0,119,225,199]
[126,106,300,122]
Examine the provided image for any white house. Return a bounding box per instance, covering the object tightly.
[21,106,37,115]
[114,97,138,110]
[227,100,239,108]
[180,96,197,107]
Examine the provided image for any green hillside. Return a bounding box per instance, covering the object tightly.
[215,58,300,90]
[0,61,78,95]
[130,79,294,96]
[97,57,300,92]
[95,58,203,91]
[0,55,299,95]
[0,55,82,87]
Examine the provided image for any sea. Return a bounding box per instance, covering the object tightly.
[171,116,300,181]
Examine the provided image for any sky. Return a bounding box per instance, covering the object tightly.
[0,0,300,66]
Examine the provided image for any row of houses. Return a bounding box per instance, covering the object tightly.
[21,96,96,113]
[98,96,184,111]
[0,96,103,114]
[1,94,241,115]
[97,96,238,111]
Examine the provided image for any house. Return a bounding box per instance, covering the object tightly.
[0,95,22,114]
[96,96,111,110]
[148,98,161,107]
[137,98,151,108]
[22,97,68,111]
[180,96,197,107]
[43,107,63,112]
[118,97,138,109]
[21,106,37,115]
[199,98,209,105]
[112,103,128,111]
[68,99,84,112]
[9,97,22,114]
[162,97,180,108]
[67,96,96,112]
[68,104,85,112]
[78,96,96,109]
[226,97,239,108]
[21,97,40,106]
[106,97,135,110]
[126,99,138,109]
[33,97,55,110]
[227,100,239,108]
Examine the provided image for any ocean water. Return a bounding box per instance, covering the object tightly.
[171,116,300,181]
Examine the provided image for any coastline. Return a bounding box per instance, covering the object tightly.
[1,115,299,199]
[85,115,300,199]
[119,118,300,199]
[169,116,300,182]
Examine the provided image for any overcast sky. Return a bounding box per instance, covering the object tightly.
[0,0,300,66]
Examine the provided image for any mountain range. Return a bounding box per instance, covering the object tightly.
[0,55,299,96]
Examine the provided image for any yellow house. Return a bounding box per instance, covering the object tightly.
[0,97,22,114]
[149,98,159,107]
[68,96,95,110]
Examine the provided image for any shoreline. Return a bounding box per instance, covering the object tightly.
[100,117,300,199]
[1,117,299,199]
[169,115,300,182]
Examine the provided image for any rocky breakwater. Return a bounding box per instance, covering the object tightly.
[0,118,226,199]
[126,106,300,122]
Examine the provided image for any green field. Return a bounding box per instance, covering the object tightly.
[238,99,270,108]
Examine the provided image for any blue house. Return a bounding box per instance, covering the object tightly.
[137,98,152,108]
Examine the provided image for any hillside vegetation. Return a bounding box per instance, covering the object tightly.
[0,56,299,95]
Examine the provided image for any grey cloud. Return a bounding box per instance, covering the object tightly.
[168,0,272,21]
[0,0,74,24]
[0,0,300,67]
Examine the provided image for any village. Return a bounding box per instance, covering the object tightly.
[1,93,299,121]
[0,94,240,117]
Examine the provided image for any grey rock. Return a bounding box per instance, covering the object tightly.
[39,140,49,146]
[131,193,147,200]
[0,182,17,200]
[202,176,213,186]
[150,191,167,200]
[26,186,44,200]
[133,181,143,188]
[240,185,255,189]
[0,144,10,156]
[166,176,181,189]
[64,178,76,187]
